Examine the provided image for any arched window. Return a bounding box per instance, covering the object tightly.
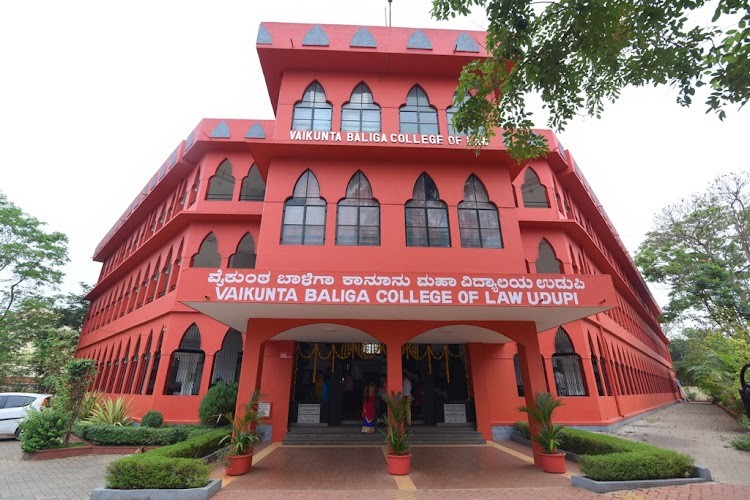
[551,327,588,396]
[164,324,205,396]
[156,249,172,298]
[292,81,332,131]
[336,171,380,246]
[206,159,235,200]
[521,168,550,208]
[513,353,525,397]
[281,170,326,245]
[229,233,256,268]
[135,332,153,394]
[239,164,266,201]
[405,173,450,247]
[536,239,562,273]
[458,175,502,248]
[114,340,130,393]
[342,83,381,132]
[191,233,221,267]
[188,168,201,207]
[588,334,605,396]
[211,329,243,385]
[123,337,141,394]
[106,342,121,393]
[399,85,438,134]
[145,328,164,395]
[446,92,477,136]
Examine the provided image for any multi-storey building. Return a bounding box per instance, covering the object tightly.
[76,22,680,447]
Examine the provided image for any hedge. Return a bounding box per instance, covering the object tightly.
[106,455,209,490]
[73,422,214,446]
[514,421,695,481]
[105,428,231,490]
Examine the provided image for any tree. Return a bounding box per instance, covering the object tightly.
[0,192,69,316]
[635,170,749,337]
[0,193,69,385]
[54,358,97,446]
[431,0,750,161]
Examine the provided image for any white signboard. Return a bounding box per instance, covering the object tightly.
[258,402,271,418]
[297,404,321,424]
[444,403,467,423]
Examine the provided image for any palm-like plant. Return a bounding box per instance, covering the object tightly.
[84,397,133,426]
[378,391,413,456]
[219,389,264,456]
[519,392,564,453]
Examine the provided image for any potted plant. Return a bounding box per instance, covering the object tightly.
[378,390,413,475]
[219,389,264,476]
[519,392,566,473]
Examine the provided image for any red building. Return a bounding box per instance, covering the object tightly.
[76,22,680,447]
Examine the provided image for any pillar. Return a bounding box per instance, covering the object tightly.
[235,328,266,415]
[385,341,403,396]
[515,322,549,468]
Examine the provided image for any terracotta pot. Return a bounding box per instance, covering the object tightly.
[386,453,411,475]
[225,452,253,476]
[538,451,566,474]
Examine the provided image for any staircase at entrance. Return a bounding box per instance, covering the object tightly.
[282,423,485,445]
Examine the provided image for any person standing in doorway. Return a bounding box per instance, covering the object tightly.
[402,372,412,426]
[361,382,376,433]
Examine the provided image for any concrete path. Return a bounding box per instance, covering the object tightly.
[0,438,120,499]
[610,401,750,485]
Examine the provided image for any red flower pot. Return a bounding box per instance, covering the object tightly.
[225,452,253,476]
[386,453,412,475]
[538,451,566,474]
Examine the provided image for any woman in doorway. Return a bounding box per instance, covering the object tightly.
[361,382,376,433]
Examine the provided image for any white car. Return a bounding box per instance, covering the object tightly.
[0,393,52,438]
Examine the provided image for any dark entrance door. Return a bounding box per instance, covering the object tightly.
[402,344,475,425]
[289,342,386,426]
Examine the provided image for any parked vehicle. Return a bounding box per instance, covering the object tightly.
[0,393,52,438]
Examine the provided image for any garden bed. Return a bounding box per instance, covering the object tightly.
[90,478,221,500]
[572,466,712,493]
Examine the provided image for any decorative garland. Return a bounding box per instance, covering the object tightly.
[295,342,464,385]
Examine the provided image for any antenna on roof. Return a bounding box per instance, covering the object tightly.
[387,0,392,27]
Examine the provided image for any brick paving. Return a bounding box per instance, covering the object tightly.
[0,438,119,500]
[610,401,750,486]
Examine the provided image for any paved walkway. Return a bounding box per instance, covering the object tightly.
[610,401,750,485]
[0,438,119,499]
[1,402,749,499]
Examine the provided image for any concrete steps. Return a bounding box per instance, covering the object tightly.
[282,423,486,446]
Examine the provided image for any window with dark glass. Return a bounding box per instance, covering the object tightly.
[239,164,266,201]
[342,83,381,132]
[551,327,588,396]
[399,85,438,134]
[211,329,243,385]
[146,329,164,395]
[405,173,450,247]
[521,168,550,208]
[536,239,562,273]
[336,171,380,246]
[292,81,333,131]
[281,170,326,245]
[164,324,205,396]
[513,353,525,397]
[191,233,221,267]
[229,233,256,268]
[206,159,235,200]
[458,175,502,248]
[135,332,153,394]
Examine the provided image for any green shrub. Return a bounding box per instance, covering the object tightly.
[580,450,694,481]
[83,425,188,446]
[141,411,164,428]
[732,434,750,451]
[148,428,230,458]
[18,407,68,453]
[105,427,230,490]
[106,455,209,490]
[72,421,92,440]
[514,421,695,480]
[198,382,238,426]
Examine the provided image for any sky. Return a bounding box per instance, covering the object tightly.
[1,1,748,306]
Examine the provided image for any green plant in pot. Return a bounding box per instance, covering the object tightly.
[378,390,413,475]
[519,391,566,474]
[219,389,264,476]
